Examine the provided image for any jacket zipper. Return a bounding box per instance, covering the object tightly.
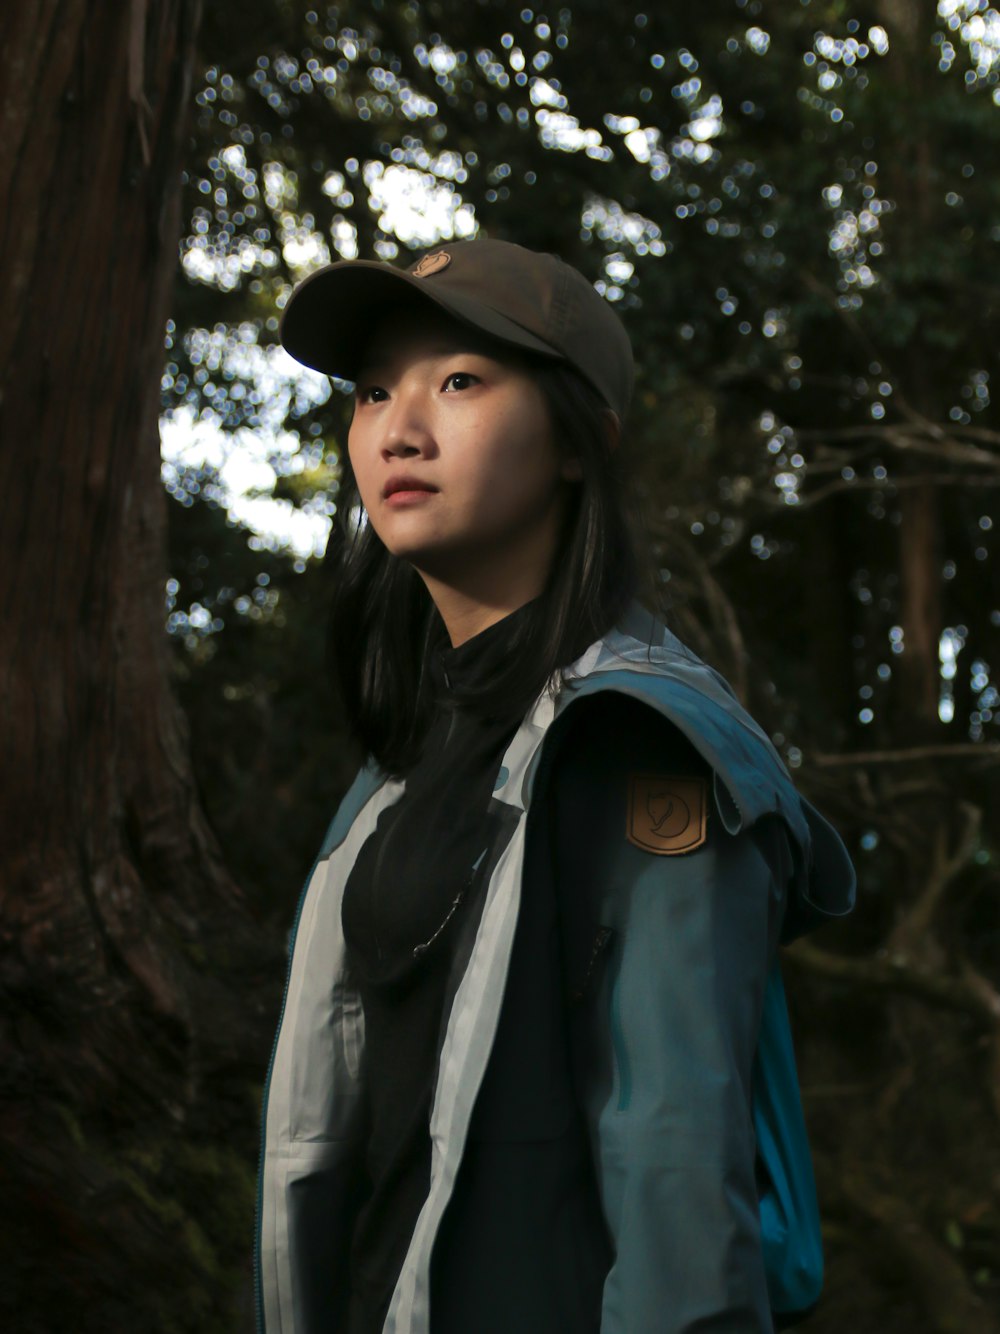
[372,707,456,959]
[609,955,633,1112]
[412,843,489,958]
[252,845,327,1334]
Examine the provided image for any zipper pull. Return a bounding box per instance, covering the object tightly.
[412,844,489,958]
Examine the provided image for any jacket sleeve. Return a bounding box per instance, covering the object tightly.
[547,691,792,1334]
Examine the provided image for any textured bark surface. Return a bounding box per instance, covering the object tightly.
[897,481,943,730]
[0,4,271,1328]
[876,0,943,737]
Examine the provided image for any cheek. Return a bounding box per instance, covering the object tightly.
[347,431,374,503]
[500,407,562,493]
[468,402,557,483]
[466,436,562,523]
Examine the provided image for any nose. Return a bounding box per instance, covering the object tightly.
[380,385,434,459]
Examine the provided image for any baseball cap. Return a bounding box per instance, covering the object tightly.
[279,237,634,421]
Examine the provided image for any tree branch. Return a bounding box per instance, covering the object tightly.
[646,525,750,700]
[784,941,1000,1023]
[810,743,1000,767]
[891,803,980,954]
[835,1166,997,1334]
[790,422,1000,470]
[788,471,1000,511]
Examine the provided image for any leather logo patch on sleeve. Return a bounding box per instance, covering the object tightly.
[626,773,708,855]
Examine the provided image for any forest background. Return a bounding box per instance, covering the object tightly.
[3,0,1000,1330]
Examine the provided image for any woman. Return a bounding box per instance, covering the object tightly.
[254,238,855,1334]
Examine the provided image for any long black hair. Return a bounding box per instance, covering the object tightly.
[324,353,656,777]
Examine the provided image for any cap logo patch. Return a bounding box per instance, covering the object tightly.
[412,251,451,278]
[626,773,707,855]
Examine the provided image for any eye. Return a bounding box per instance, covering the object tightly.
[442,371,479,393]
[355,383,388,404]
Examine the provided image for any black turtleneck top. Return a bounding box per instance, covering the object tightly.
[338,601,713,1333]
[340,601,533,1334]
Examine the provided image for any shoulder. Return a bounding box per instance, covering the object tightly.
[540,690,713,862]
[539,687,795,899]
[551,689,709,775]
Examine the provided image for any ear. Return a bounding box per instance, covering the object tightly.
[602,408,621,453]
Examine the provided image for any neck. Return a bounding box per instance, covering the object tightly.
[415,546,553,648]
[418,579,539,649]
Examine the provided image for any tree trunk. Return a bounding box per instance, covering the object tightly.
[877,0,943,736]
[0,5,269,1328]
[897,481,942,730]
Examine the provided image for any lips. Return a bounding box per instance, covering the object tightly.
[383,476,439,499]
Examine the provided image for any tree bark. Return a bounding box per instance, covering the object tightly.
[876,0,943,735]
[897,481,943,729]
[0,4,269,1328]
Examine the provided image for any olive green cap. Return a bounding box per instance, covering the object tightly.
[279,237,634,420]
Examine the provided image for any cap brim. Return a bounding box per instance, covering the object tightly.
[279,260,563,380]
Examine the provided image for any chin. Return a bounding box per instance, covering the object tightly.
[398,543,475,583]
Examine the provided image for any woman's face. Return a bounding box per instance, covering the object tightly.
[348,307,578,595]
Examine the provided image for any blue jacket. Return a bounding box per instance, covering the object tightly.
[255,600,856,1331]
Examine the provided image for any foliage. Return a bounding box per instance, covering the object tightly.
[166,1,1000,1326]
[172,0,1000,741]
